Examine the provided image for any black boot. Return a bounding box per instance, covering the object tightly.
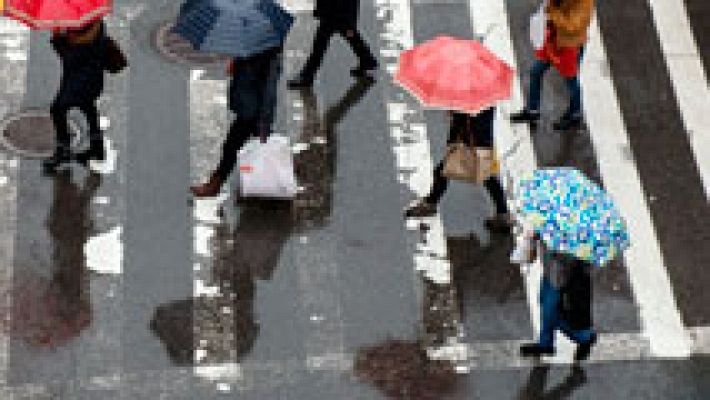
[574,333,597,361]
[42,146,72,175]
[520,343,555,357]
[75,139,106,165]
[510,109,541,124]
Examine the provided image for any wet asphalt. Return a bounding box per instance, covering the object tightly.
[0,0,709,398]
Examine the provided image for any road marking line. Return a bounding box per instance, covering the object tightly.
[0,19,28,391]
[581,17,691,358]
[374,0,467,361]
[467,0,555,357]
[646,0,710,198]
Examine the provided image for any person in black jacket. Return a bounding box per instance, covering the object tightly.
[405,108,513,232]
[287,0,378,88]
[44,20,112,174]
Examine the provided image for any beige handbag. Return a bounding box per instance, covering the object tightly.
[442,142,499,183]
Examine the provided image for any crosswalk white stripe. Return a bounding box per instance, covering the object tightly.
[373,0,468,362]
[582,18,691,358]
[0,19,28,393]
[646,0,710,199]
[466,0,559,357]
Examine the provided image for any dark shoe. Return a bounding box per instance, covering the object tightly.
[520,343,555,357]
[75,139,106,165]
[404,200,437,218]
[350,59,378,78]
[190,174,223,197]
[574,333,597,361]
[510,109,540,124]
[485,213,514,233]
[287,75,314,89]
[553,114,583,131]
[42,147,72,174]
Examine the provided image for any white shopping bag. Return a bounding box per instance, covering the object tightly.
[510,224,538,265]
[238,134,298,199]
[529,1,547,50]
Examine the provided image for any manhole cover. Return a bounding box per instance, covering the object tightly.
[153,21,231,66]
[0,110,82,159]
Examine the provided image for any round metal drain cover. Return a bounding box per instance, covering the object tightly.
[153,21,231,66]
[0,110,82,159]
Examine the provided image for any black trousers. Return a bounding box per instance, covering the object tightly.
[215,117,258,180]
[300,21,376,78]
[50,99,101,149]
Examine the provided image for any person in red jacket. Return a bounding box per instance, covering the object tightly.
[510,0,594,131]
[287,0,378,88]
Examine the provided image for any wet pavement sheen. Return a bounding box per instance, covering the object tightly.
[0,0,709,399]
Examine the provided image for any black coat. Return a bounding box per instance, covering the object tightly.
[51,23,110,106]
[314,0,359,28]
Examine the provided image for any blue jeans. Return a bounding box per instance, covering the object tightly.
[526,47,585,118]
[538,277,595,349]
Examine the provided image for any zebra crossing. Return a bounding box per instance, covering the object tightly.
[0,0,708,396]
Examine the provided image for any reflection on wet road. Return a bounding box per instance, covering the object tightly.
[0,0,709,398]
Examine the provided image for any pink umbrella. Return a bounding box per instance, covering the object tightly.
[394,35,514,115]
[3,0,112,30]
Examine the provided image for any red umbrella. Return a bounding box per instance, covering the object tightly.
[3,0,112,30]
[394,35,514,115]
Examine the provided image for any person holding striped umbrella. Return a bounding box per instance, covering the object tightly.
[171,0,295,196]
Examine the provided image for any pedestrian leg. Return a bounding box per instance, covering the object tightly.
[553,75,583,131]
[405,161,447,217]
[191,117,257,197]
[527,60,551,113]
[297,23,336,81]
[49,101,72,149]
[76,101,105,163]
[44,101,74,173]
[538,277,561,350]
[426,161,449,205]
[559,319,597,361]
[342,28,377,69]
[483,176,508,215]
[510,60,550,123]
[521,277,559,356]
[215,117,257,181]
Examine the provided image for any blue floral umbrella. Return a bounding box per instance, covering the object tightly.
[513,167,630,267]
[172,0,293,58]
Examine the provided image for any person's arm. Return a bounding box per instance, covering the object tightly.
[546,0,593,35]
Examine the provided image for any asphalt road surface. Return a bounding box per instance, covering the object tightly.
[0,0,708,398]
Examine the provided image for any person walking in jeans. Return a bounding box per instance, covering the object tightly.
[190,45,283,197]
[510,0,594,131]
[287,0,378,88]
[519,234,598,361]
[405,108,513,232]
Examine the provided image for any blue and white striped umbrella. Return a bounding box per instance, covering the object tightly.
[172,0,293,58]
